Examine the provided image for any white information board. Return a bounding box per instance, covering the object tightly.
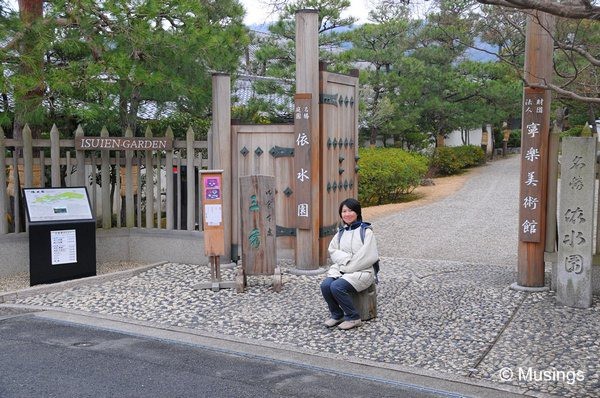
[204,204,222,226]
[23,187,93,222]
[50,229,77,265]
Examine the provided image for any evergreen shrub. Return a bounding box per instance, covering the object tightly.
[453,145,485,167]
[508,130,521,147]
[430,147,462,175]
[358,148,428,206]
[430,145,484,176]
[561,125,593,138]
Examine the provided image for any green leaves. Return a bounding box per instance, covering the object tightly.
[430,145,485,176]
[357,147,429,206]
[2,0,248,135]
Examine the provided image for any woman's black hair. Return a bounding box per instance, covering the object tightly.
[338,198,362,223]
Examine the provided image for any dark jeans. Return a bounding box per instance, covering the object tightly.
[320,277,360,321]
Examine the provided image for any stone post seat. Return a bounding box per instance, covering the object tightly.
[350,282,377,321]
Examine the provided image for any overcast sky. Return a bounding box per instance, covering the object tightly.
[240,0,375,26]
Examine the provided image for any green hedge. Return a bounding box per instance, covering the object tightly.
[453,145,486,167]
[561,124,593,138]
[507,130,521,147]
[357,148,429,206]
[430,145,485,176]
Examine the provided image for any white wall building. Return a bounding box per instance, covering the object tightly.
[445,124,493,154]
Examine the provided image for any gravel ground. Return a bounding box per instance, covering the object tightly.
[0,261,146,293]
[10,258,600,397]
[3,155,600,397]
[375,156,519,266]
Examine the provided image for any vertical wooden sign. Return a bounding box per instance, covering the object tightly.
[200,170,225,256]
[294,94,312,230]
[295,10,320,269]
[240,175,276,275]
[517,12,555,288]
[518,88,548,243]
[557,138,595,308]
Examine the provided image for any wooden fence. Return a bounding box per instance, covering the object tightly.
[0,124,209,234]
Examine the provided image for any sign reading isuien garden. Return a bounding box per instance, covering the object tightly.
[75,136,172,150]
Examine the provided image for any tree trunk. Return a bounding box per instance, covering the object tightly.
[128,87,141,133]
[436,133,445,147]
[1,93,9,115]
[119,82,140,134]
[119,80,129,133]
[14,0,45,144]
[370,126,377,147]
[588,103,597,135]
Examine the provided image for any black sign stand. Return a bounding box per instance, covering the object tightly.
[23,187,96,286]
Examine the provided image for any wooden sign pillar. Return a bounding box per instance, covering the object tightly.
[556,138,595,308]
[211,73,232,262]
[515,11,555,290]
[295,9,320,270]
[294,94,312,231]
[238,175,281,292]
[194,170,234,292]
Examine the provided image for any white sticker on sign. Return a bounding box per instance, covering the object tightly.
[50,229,77,265]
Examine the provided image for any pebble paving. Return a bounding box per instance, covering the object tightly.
[7,156,600,397]
[10,257,599,397]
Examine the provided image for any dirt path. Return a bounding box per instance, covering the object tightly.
[362,172,472,221]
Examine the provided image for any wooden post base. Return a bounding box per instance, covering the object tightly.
[272,266,282,293]
[193,281,236,292]
[193,255,234,292]
[235,268,246,293]
[234,266,283,293]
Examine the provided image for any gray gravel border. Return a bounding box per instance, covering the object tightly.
[0,261,166,303]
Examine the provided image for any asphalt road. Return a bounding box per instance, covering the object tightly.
[0,309,457,398]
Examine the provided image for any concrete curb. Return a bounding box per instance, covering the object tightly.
[0,261,167,304]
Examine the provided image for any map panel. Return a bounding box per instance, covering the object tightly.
[23,187,93,222]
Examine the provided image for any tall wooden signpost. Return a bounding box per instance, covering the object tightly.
[295,10,320,269]
[515,12,555,290]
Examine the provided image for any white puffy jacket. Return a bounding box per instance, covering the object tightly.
[326,223,379,292]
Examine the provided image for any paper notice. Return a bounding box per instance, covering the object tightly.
[204,204,222,226]
[50,229,77,265]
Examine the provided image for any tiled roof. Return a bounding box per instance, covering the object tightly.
[232,74,293,108]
